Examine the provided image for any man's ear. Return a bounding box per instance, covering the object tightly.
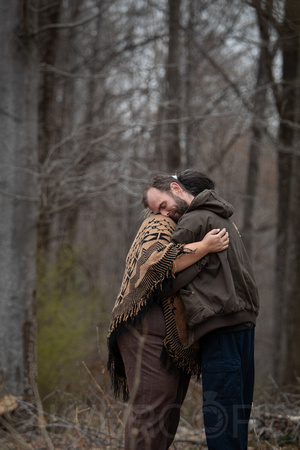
[170,182,182,194]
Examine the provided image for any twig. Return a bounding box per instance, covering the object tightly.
[75,406,88,450]
[82,361,124,428]
[29,365,55,450]
[0,416,32,450]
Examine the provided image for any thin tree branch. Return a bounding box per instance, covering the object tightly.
[32,9,103,35]
[39,63,106,80]
[0,190,39,203]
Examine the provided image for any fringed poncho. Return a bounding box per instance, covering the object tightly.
[107,215,201,401]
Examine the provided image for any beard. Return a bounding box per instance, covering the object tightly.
[169,195,189,223]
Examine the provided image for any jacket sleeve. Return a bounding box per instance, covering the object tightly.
[172,226,197,245]
[161,219,207,296]
[160,263,200,297]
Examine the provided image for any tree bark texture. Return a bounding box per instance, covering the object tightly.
[37,2,62,251]
[0,1,39,397]
[242,3,272,258]
[274,0,300,386]
[165,0,181,170]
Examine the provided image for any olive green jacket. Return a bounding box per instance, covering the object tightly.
[172,190,259,342]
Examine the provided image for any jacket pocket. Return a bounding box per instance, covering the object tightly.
[180,288,214,328]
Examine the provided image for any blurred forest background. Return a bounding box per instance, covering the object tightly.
[0,0,300,446]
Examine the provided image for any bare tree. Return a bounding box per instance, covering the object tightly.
[165,0,182,170]
[37,1,63,250]
[272,0,300,386]
[242,1,273,258]
[0,1,39,397]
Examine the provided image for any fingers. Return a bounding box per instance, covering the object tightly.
[207,228,229,248]
[207,228,221,235]
[219,229,229,249]
[223,231,229,240]
[219,227,227,237]
[209,227,227,236]
[223,231,229,247]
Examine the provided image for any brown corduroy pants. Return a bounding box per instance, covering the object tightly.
[117,303,190,450]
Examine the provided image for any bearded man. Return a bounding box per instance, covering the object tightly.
[143,169,259,450]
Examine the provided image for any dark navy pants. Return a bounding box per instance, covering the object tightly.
[201,327,255,450]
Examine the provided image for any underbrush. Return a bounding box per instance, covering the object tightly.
[0,372,299,449]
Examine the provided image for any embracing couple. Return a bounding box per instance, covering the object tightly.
[107,169,259,450]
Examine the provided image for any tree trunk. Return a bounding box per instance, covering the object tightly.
[242,3,271,258]
[0,1,39,398]
[274,0,300,386]
[165,0,181,170]
[184,0,196,168]
[37,2,62,251]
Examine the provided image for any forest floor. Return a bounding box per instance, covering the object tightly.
[0,416,300,450]
[0,423,299,450]
[0,378,299,449]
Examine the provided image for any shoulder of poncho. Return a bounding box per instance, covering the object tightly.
[142,215,176,232]
[108,215,181,333]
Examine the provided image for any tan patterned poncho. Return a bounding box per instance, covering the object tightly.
[107,215,201,401]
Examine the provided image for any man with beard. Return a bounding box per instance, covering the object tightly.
[142,169,259,450]
[107,210,229,450]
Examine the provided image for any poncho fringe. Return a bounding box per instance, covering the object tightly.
[107,215,201,401]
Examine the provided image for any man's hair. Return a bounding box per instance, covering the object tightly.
[177,169,215,196]
[142,174,179,208]
[142,169,215,207]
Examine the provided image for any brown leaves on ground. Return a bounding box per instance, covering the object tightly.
[0,378,299,449]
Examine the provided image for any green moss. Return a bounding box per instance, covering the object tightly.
[36,246,110,404]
